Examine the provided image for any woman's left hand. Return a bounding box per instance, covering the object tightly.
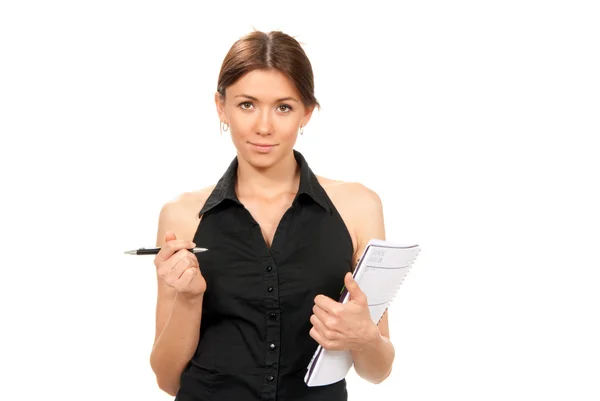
[310,272,380,351]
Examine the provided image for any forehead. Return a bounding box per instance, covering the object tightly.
[227,69,300,101]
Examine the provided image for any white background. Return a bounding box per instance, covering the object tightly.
[1,1,599,400]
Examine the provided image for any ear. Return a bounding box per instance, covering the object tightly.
[214,91,227,122]
[301,105,315,128]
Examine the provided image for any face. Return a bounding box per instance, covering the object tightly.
[215,69,314,169]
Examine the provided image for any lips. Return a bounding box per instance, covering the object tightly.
[249,142,277,153]
[250,143,275,147]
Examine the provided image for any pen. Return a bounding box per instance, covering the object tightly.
[124,247,209,255]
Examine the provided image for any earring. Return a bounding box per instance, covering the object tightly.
[220,121,229,134]
[299,125,304,135]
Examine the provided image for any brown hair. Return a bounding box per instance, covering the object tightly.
[217,30,320,109]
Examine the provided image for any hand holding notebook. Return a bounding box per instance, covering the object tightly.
[309,272,384,354]
[304,239,421,387]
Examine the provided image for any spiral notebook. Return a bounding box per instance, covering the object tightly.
[304,239,421,387]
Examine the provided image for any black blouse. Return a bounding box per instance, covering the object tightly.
[176,150,354,401]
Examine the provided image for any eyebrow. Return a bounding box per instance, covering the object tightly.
[234,94,299,103]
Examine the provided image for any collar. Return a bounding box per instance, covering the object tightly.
[199,149,331,216]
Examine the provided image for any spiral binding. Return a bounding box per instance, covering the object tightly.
[372,247,421,326]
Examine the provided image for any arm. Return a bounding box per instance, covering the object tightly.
[349,186,395,384]
[149,199,204,396]
[351,312,395,384]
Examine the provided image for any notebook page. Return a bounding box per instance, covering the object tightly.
[351,242,419,323]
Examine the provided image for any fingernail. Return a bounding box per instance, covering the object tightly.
[191,242,196,248]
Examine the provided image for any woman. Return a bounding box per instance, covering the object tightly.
[149,30,395,401]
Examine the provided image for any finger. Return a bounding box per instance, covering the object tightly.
[168,256,196,283]
[155,239,195,264]
[313,304,341,331]
[157,248,196,279]
[345,272,366,304]
[309,327,341,350]
[172,248,199,266]
[310,314,341,340]
[313,294,341,314]
[312,304,329,323]
[165,231,177,242]
[177,266,197,287]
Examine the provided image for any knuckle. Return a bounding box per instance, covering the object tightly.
[157,263,168,278]
[164,267,174,277]
[177,259,190,271]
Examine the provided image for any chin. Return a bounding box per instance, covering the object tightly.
[245,156,273,169]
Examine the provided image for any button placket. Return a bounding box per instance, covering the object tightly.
[263,258,281,395]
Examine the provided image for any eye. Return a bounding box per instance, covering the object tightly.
[239,101,253,110]
[278,104,293,113]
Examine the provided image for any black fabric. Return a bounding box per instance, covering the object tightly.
[176,150,354,401]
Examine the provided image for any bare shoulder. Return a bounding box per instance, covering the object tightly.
[317,176,385,260]
[156,185,216,245]
[317,176,383,215]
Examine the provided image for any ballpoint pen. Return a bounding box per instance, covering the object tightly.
[124,247,209,255]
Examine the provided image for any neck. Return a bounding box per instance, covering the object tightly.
[236,152,300,199]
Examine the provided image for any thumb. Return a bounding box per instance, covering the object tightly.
[164,231,177,242]
[345,272,366,303]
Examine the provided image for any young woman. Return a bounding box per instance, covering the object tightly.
[149,30,395,401]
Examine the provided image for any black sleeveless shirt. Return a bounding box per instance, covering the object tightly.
[176,150,354,401]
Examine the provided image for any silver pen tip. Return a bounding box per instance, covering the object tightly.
[192,247,209,253]
[124,250,136,255]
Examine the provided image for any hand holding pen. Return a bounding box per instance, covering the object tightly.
[147,232,207,297]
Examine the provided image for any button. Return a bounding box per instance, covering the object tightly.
[267,375,274,381]
[269,343,276,350]
[268,312,276,320]
[266,265,272,272]
[267,286,273,292]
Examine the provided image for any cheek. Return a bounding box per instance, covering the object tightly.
[226,115,249,139]
[226,112,244,129]
[274,119,303,138]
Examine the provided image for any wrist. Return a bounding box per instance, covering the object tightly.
[175,291,204,305]
[358,324,383,352]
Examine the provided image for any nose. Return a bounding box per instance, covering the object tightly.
[255,109,273,135]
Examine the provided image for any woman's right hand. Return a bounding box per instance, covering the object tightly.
[154,231,207,299]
